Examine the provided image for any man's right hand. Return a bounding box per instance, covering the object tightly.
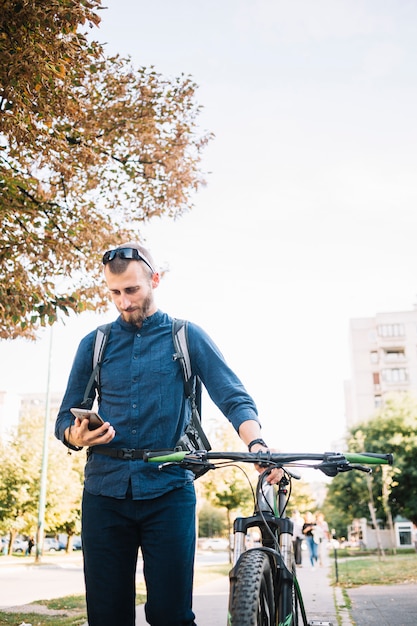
[65,417,116,448]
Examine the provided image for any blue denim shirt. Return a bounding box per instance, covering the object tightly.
[55,310,259,500]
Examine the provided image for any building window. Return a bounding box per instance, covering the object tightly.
[384,349,405,362]
[381,368,408,383]
[377,324,405,338]
[370,351,379,363]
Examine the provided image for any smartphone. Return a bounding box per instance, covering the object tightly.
[70,408,105,431]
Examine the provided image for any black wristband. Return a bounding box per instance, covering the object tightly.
[248,438,268,451]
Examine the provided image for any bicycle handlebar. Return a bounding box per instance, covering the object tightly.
[143,449,393,476]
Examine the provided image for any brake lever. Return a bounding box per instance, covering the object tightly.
[350,464,372,474]
[285,468,301,480]
[157,460,215,473]
[317,461,373,476]
[158,462,178,470]
[317,460,350,477]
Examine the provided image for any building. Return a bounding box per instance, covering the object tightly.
[345,307,417,427]
[0,391,62,441]
[0,391,21,440]
[348,517,415,550]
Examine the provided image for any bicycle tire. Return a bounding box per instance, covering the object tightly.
[228,549,276,626]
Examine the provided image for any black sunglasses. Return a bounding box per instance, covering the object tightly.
[102,248,155,274]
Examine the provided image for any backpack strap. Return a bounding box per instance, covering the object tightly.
[81,323,112,408]
[172,319,200,407]
[172,319,210,453]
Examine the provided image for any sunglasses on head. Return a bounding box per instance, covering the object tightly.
[102,248,155,274]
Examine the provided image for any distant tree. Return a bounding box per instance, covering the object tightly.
[0,411,85,551]
[349,394,417,524]
[287,478,317,517]
[0,0,211,339]
[321,470,372,539]
[323,393,417,535]
[44,438,85,549]
[0,439,35,553]
[197,420,254,543]
[198,502,227,538]
[214,477,253,532]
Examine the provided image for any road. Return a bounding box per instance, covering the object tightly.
[0,551,229,609]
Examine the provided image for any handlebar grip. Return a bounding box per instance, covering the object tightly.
[345,452,394,465]
[143,450,187,463]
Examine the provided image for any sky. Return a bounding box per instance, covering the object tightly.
[1,0,417,453]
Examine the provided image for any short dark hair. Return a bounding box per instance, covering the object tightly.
[104,242,156,276]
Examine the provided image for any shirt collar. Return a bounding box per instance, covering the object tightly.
[116,309,164,332]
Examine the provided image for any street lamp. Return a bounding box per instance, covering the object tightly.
[35,325,53,563]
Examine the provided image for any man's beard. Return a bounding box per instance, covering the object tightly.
[119,294,153,327]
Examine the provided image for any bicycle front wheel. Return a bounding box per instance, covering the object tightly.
[228,549,276,626]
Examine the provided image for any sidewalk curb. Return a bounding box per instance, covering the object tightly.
[334,584,352,625]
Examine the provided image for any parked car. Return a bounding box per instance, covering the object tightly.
[72,536,82,550]
[43,537,60,552]
[13,538,29,553]
[1,537,28,553]
[58,535,82,551]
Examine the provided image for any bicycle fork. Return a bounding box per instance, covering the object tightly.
[275,481,333,626]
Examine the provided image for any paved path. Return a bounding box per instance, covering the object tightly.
[296,562,341,625]
[138,559,343,626]
[136,576,229,626]
[0,555,85,609]
[348,582,417,625]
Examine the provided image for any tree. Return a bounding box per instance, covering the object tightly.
[286,478,317,518]
[0,0,211,339]
[198,501,227,538]
[323,393,417,536]
[0,439,36,553]
[348,394,417,524]
[0,410,85,551]
[197,420,254,544]
[322,470,372,539]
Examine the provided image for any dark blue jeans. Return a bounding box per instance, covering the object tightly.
[305,535,319,566]
[82,483,197,626]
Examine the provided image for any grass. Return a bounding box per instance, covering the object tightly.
[0,594,87,626]
[330,551,417,588]
[0,563,230,626]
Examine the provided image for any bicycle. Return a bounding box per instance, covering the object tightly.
[143,449,393,626]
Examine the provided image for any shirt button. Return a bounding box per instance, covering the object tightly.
[136,333,141,338]
[132,429,137,434]
[132,404,137,409]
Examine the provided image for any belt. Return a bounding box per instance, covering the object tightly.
[88,447,146,460]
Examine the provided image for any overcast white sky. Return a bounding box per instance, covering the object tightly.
[2,0,417,452]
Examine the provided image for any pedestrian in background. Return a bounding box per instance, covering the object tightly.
[315,512,330,566]
[291,510,304,566]
[26,536,35,556]
[302,511,319,568]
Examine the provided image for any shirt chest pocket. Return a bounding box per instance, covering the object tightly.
[149,350,176,374]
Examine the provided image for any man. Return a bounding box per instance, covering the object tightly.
[290,510,304,566]
[55,242,276,626]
